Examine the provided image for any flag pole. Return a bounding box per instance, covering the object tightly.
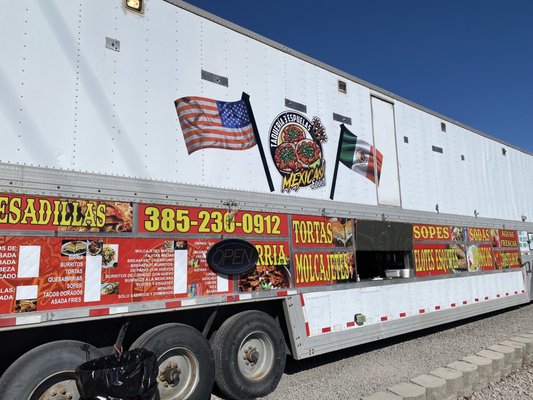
[241,92,275,192]
[329,124,345,200]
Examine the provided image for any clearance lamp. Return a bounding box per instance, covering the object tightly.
[125,0,143,13]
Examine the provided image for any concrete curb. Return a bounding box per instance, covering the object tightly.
[445,361,477,396]
[362,330,533,400]
[461,355,491,390]
[429,367,462,400]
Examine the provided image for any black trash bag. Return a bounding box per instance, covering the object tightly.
[75,347,159,400]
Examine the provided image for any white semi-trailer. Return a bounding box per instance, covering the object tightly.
[0,1,532,399]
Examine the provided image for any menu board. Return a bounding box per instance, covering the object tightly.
[0,236,233,314]
[1,192,525,317]
[413,224,520,276]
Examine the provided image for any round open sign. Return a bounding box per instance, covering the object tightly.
[206,239,259,275]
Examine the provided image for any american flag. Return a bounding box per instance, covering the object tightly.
[175,96,257,154]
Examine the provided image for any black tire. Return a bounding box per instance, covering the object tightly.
[212,310,286,400]
[130,323,214,400]
[0,340,103,400]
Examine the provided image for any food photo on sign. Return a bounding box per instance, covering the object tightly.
[238,242,291,292]
[101,244,118,268]
[330,218,354,247]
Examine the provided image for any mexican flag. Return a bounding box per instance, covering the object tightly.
[338,125,382,184]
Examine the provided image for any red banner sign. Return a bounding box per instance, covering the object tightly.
[467,227,491,243]
[238,242,291,292]
[293,251,354,287]
[0,236,234,315]
[493,249,521,269]
[0,194,132,232]
[413,243,485,276]
[412,224,451,241]
[291,215,333,248]
[413,243,448,277]
[491,229,519,249]
[139,205,288,236]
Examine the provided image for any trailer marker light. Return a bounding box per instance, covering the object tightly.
[90,308,110,316]
[165,300,182,309]
[0,318,16,327]
[125,0,143,13]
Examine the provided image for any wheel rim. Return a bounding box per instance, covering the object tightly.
[237,330,275,381]
[157,347,200,400]
[30,371,78,400]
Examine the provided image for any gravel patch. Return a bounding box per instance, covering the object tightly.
[211,302,533,400]
[459,363,533,400]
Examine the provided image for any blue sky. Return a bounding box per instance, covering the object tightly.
[182,0,533,153]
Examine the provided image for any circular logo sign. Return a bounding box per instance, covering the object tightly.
[269,111,327,192]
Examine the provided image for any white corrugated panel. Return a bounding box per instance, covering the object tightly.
[328,288,361,332]
[372,97,401,206]
[396,104,436,213]
[383,283,411,320]
[361,286,386,325]
[0,1,79,169]
[303,291,332,336]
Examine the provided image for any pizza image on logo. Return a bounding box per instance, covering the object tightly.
[296,139,321,167]
[274,142,298,172]
[282,124,306,143]
[269,111,327,192]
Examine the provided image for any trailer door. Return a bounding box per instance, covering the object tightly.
[371,96,401,207]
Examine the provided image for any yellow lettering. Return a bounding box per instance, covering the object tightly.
[20,198,38,224]
[9,197,22,224]
[38,199,52,225]
[0,197,7,223]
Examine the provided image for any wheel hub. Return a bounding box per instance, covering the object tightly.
[158,361,181,387]
[243,345,260,366]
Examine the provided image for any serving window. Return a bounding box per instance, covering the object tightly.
[355,221,413,280]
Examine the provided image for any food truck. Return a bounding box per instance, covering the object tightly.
[1,1,532,399]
